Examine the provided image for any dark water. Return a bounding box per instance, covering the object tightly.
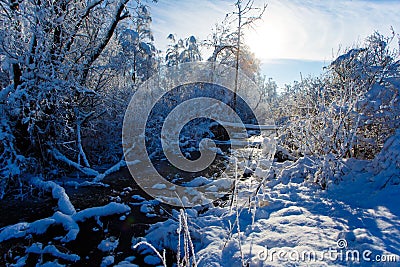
[0,168,176,266]
[0,158,233,266]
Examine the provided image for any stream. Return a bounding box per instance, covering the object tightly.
[0,157,231,266]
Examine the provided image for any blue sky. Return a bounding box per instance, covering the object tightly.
[148,0,400,88]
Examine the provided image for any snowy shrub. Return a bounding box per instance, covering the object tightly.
[279,32,399,160]
[275,32,399,188]
[367,128,400,189]
[0,111,29,197]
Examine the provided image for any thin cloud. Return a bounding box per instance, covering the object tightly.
[149,0,232,49]
[247,0,400,60]
[149,0,399,61]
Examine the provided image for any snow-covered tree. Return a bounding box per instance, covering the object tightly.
[0,0,158,196]
[204,0,266,111]
[118,2,158,83]
[165,34,202,66]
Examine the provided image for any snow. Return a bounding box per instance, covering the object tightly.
[114,262,139,267]
[127,160,141,166]
[1,132,399,266]
[183,176,211,187]
[26,242,80,262]
[11,255,27,267]
[0,202,130,243]
[133,240,166,266]
[52,211,80,242]
[0,217,57,242]
[100,255,115,267]
[142,140,400,267]
[140,203,154,213]
[0,222,30,242]
[30,176,76,215]
[0,10,398,266]
[131,194,146,201]
[210,121,277,131]
[98,237,119,252]
[48,152,129,183]
[152,183,167,189]
[63,180,109,188]
[114,256,138,266]
[369,128,400,177]
[109,195,122,202]
[73,202,131,222]
[124,256,136,262]
[144,255,161,265]
[36,261,65,267]
[50,149,100,177]
[94,160,127,182]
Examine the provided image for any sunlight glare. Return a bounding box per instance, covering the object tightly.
[245,1,312,61]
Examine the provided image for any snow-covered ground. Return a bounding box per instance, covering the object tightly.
[1,132,399,266]
[138,132,400,266]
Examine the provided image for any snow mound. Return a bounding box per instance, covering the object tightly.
[100,255,114,267]
[26,242,80,262]
[369,128,400,188]
[98,237,119,252]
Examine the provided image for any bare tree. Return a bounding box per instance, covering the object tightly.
[205,0,266,110]
[232,0,267,110]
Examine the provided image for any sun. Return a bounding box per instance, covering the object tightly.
[243,1,326,62]
[245,19,286,61]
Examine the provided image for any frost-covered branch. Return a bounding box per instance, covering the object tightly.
[50,148,100,177]
[81,0,130,83]
[93,160,127,182]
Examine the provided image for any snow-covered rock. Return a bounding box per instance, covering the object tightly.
[98,237,119,252]
[26,242,80,262]
[100,255,114,267]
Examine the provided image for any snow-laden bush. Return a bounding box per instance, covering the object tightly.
[0,109,32,197]
[367,128,400,189]
[280,32,399,159]
[276,32,399,188]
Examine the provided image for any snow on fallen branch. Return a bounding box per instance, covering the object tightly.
[50,148,133,182]
[53,211,80,242]
[0,219,54,242]
[0,176,130,243]
[0,202,130,243]
[63,180,110,188]
[93,160,127,182]
[30,176,76,215]
[26,242,80,262]
[72,202,131,222]
[50,148,99,177]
